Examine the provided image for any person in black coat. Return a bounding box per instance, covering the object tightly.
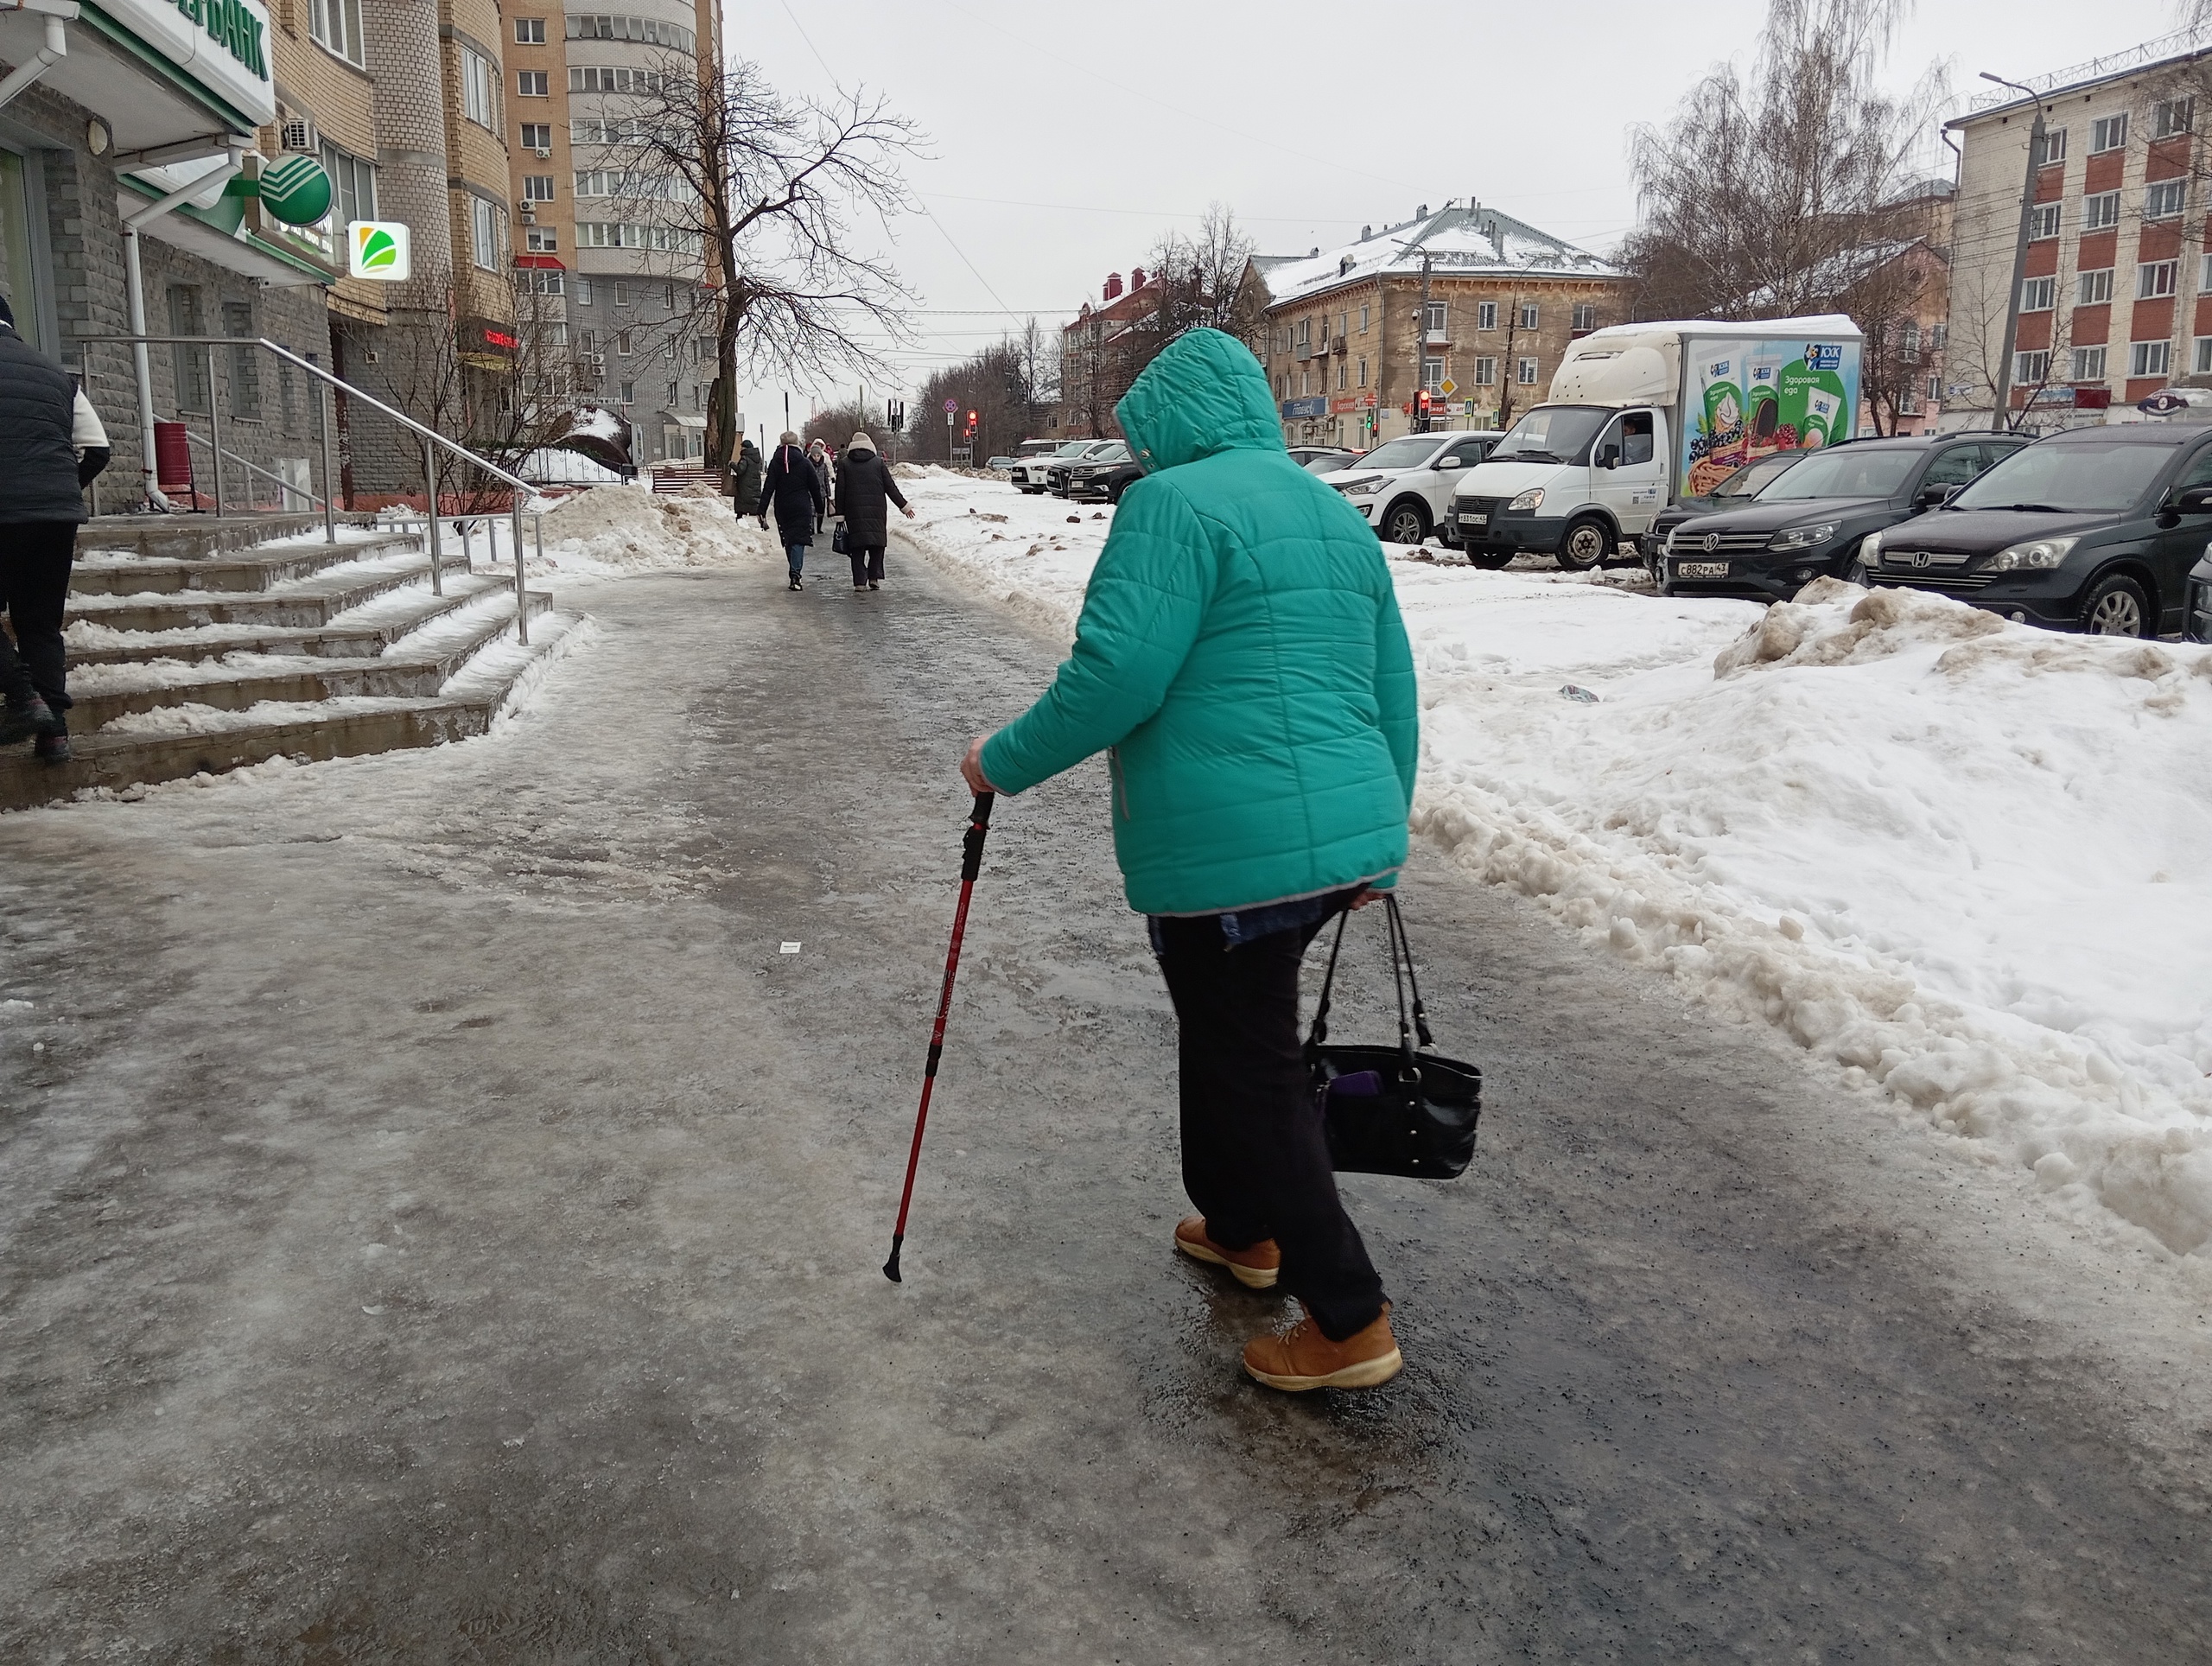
[759,431,827,590]
[835,429,912,590]
[730,437,763,516]
[805,438,834,530]
[0,290,107,760]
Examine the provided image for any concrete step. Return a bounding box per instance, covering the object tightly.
[77,512,380,561]
[62,574,508,667]
[69,532,416,597]
[64,592,554,729]
[65,548,473,634]
[0,609,579,812]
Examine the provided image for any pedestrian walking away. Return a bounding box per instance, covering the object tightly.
[835,429,914,590]
[806,438,834,536]
[730,436,763,518]
[959,327,1419,1392]
[760,431,826,590]
[0,289,110,763]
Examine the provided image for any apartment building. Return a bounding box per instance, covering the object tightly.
[1056,266,1164,440]
[1248,203,1626,448]
[1947,43,2212,430]
[505,2,722,467]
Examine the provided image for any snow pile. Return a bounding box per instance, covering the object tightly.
[900,470,2212,1263]
[531,485,779,574]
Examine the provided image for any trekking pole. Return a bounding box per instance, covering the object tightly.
[883,791,996,1282]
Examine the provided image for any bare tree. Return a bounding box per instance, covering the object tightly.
[620,54,922,488]
[1622,0,1945,321]
[1146,204,1263,345]
[1946,260,2071,430]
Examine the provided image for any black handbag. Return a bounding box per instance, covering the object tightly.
[831,519,849,554]
[1306,894,1483,1180]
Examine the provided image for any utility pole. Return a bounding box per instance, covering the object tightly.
[1982,70,2048,435]
[1414,251,1435,434]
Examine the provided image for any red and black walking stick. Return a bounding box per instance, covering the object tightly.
[883,791,995,1282]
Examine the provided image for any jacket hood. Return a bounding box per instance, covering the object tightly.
[1114,327,1282,474]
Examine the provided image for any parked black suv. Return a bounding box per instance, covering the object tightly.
[2190,550,2212,642]
[1855,424,2212,636]
[1640,450,1806,573]
[1659,434,2023,601]
[1048,440,1130,499]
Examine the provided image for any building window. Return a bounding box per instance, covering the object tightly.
[1572,302,1597,332]
[167,284,207,410]
[2082,190,2120,231]
[2013,349,2050,384]
[1423,301,1446,335]
[1518,302,1539,330]
[1929,322,1948,351]
[571,117,644,146]
[2138,258,2177,299]
[2091,112,2129,152]
[2131,339,2171,378]
[569,66,673,96]
[1357,356,1367,387]
[2020,275,2055,311]
[470,195,502,270]
[222,300,260,421]
[1337,361,1347,391]
[2196,338,2212,375]
[2032,127,2067,166]
[1926,372,1942,402]
[524,227,558,251]
[1359,304,1369,333]
[1299,371,1309,397]
[523,175,556,201]
[2146,179,2188,220]
[1516,357,1539,385]
[620,380,634,404]
[1903,323,1921,353]
[520,123,552,151]
[567,13,698,52]
[2154,97,2194,138]
[2028,201,2061,239]
[461,48,496,128]
[2072,345,2107,381]
[516,267,563,295]
[576,277,594,306]
[308,0,365,66]
[517,69,550,98]
[1421,357,1443,390]
[1473,357,1497,385]
[1477,300,1497,331]
[516,16,546,43]
[2078,266,2114,304]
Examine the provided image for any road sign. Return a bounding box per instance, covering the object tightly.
[1439,378,1458,397]
[944,398,958,413]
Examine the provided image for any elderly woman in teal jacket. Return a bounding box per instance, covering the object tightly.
[963,327,1418,1392]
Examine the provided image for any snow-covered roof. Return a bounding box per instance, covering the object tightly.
[1256,203,1617,307]
[1733,238,1932,314]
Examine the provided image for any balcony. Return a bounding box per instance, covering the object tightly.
[1329,335,1347,356]
[1423,327,1451,347]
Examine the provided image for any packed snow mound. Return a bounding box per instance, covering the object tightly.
[532,485,777,573]
[1714,580,2001,676]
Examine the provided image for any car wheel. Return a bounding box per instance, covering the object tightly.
[1381,498,1430,546]
[1464,549,1514,570]
[2083,572,2152,636]
[1555,514,1612,571]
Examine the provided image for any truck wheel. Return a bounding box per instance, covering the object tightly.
[2083,573,2152,636]
[1464,549,1514,570]
[1555,515,1612,571]
[1381,499,1431,546]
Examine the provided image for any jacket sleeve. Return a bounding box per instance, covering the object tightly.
[979,480,1210,795]
[1374,574,1418,809]
[881,461,907,510]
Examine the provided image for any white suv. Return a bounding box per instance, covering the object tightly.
[1013,440,1112,494]
[1314,431,1502,545]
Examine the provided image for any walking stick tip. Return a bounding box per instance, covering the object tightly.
[882,1235,904,1282]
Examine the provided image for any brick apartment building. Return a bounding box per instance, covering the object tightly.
[1247,202,1626,448]
[1947,42,2212,430]
[1056,266,1165,440]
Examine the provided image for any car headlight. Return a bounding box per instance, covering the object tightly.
[1507,487,1545,512]
[1664,525,1680,552]
[1987,535,2077,571]
[1858,531,1883,565]
[1767,522,1838,551]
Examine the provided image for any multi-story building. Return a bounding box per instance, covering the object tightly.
[505,3,721,468]
[1247,202,1626,448]
[1946,41,2212,431]
[1056,266,1163,440]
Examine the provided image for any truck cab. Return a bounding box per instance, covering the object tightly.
[1450,404,1669,570]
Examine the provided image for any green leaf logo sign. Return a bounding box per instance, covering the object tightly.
[359,227,397,270]
[348,221,409,281]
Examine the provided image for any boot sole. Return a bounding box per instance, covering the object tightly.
[1173,1233,1279,1289]
[1244,1346,1404,1392]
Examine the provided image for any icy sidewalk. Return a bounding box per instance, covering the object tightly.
[899,470,2212,1269]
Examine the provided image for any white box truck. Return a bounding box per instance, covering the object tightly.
[1448,315,1865,569]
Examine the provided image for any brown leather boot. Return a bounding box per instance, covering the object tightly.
[1173,1216,1281,1289]
[1243,1303,1402,1391]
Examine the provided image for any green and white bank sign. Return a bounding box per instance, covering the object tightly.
[102,0,277,130]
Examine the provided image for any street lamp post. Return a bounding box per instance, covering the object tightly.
[1982,70,2050,435]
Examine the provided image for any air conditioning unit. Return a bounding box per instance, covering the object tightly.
[535,147,552,160]
[278,118,317,154]
[518,203,537,225]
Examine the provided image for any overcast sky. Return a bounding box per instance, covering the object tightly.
[735,0,2188,432]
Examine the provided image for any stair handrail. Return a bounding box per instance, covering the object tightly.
[179,426,330,514]
[75,333,539,645]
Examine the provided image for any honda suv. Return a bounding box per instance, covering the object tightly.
[1658,434,2021,601]
[1855,423,2212,636]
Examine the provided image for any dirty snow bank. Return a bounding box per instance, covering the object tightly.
[904,471,2212,1263]
[529,485,779,574]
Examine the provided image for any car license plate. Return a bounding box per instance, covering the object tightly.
[1458,512,1488,527]
[1678,560,1729,578]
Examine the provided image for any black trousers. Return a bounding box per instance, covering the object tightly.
[0,521,75,716]
[848,543,886,584]
[1154,911,1386,1340]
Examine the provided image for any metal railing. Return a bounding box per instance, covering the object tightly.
[77,334,540,644]
[181,427,330,516]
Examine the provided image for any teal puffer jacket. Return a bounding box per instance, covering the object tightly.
[980,327,1418,916]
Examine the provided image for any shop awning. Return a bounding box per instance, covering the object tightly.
[0,0,276,156]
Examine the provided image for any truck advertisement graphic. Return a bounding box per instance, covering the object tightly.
[1682,338,1859,496]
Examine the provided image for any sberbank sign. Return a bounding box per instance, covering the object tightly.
[169,0,264,78]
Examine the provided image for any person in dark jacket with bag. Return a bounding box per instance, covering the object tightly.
[0,291,108,761]
[759,430,826,590]
[805,438,834,529]
[730,436,763,516]
[960,328,1417,1393]
[834,429,912,591]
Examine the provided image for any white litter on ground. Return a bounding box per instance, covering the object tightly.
[529,484,779,575]
[903,473,2212,1267]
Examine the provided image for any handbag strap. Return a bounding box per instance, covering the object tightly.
[1307,908,1352,1048]
[1305,892,1427,1064]
[1384,893,1435,1050]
